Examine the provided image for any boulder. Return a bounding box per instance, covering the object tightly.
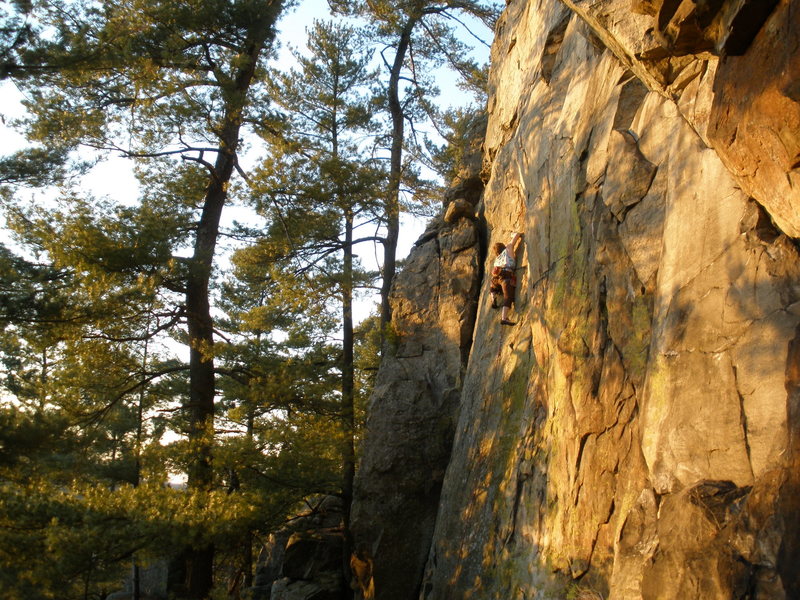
[443,197,475,224]
[250,497,344,600]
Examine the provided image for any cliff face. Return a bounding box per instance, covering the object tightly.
[350,1,800,599]
[348,122,485,600]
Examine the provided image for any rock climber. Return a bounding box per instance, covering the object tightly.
[490,231,523,326]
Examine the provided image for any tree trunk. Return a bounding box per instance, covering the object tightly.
[183,166,226,598]
[180,18,274,596]
[182,129,237,597]
[380,17,418,333]
[341,209,356,598]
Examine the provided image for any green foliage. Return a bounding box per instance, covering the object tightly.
[0,147,74,187]
[0,0,34,79]
[0,474,273,600]
[354,314,381,391]
[326,0,500,330]
[428,105,487,182]
[11,0,290,153]
[326,0,500,167]
[328,0,499,32]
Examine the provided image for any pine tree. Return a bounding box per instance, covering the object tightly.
[328,0,499,331]
[212,240,345,593]
[0,241,190,599]
[3,1,291,597]
[249,19,383,593]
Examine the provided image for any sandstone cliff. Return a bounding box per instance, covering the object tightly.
[350,1,800,599]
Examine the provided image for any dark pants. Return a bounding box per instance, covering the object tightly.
[492,268,516,308]
[501,276,515,308]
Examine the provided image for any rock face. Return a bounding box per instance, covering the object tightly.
[348,165,484,598]
[558,0,800,238]
[350,0,800,598]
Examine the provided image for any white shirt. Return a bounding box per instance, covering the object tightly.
[494,249,515,270]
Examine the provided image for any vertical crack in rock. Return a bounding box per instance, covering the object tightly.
[732,364,756,481]
[432,231,443,322]
[574,433,592,503]
[780,324,800,596]
[540,11,571,83]
[504,466,528,548]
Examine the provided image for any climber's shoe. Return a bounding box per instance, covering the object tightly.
[501,319,516,326]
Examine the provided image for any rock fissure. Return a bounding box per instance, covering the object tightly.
[732,364,756,481]
[504,469,529,548]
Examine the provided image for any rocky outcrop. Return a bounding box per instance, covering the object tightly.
[646,0,780,56]
[350,0,800,598]
[251,496,344,600]
[558,0,800,239]
[347,158,484,598]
